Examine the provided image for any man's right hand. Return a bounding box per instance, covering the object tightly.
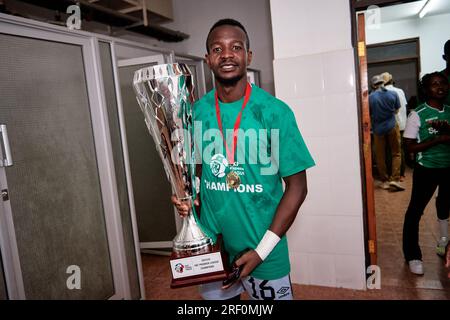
[171,195,199,218]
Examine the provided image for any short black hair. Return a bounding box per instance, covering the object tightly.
[419,72,448,100]
[444,39,450,55]
[206,18,250,53]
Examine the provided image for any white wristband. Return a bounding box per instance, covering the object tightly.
[254,230,281,261]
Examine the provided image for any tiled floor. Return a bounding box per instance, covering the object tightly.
[141,167,449,300]
[373,166,449,298]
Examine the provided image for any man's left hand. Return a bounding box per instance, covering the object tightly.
[235,250,262,278]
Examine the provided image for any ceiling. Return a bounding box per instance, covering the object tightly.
[379,0,450,23]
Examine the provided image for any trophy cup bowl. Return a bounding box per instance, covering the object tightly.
[133,63,228,288]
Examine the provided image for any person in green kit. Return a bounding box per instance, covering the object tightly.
[172,18,315,300]
[402,72,450,275]
[442,40,450,106]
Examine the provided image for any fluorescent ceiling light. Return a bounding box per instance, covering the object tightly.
[419,0,433,18]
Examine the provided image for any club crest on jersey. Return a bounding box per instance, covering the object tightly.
[210,154,228,178]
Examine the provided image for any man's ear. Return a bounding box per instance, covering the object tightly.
[247,50,253,66]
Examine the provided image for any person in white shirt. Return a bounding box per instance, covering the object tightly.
[381,72,408,179]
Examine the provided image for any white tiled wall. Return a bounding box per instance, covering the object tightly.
[271,0,367,290]
[270,0,352,58]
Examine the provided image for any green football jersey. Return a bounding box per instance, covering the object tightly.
[193,84,315,280]
[415,103,450,168]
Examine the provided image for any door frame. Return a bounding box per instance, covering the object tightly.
[367,37,421,92]
[349,0,422,268]
[0,13,132,299]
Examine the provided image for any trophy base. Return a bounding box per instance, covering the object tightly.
[170,235,229,289]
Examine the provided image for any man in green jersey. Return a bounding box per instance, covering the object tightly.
[172,19,315,300]
[402,72,450,275]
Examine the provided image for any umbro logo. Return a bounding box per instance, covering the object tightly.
[277,286,290,295]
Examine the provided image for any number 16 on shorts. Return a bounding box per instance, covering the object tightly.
[242,275,293,300]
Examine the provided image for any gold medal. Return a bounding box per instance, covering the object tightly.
[226,171,241,189]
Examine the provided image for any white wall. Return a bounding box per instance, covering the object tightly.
[366,13,450,75]
[270,0,366,290]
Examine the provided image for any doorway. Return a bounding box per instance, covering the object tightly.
[367,38,420,101]
[352,0,450,293]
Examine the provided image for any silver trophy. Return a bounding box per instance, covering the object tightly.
[133,63,227,287]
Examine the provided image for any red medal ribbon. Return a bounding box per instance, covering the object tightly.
[215,82,252,165]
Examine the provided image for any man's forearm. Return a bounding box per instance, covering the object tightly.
[405,136,450,154]
[269,171,308,237]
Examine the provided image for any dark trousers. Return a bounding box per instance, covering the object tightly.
[402,165,450,261]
